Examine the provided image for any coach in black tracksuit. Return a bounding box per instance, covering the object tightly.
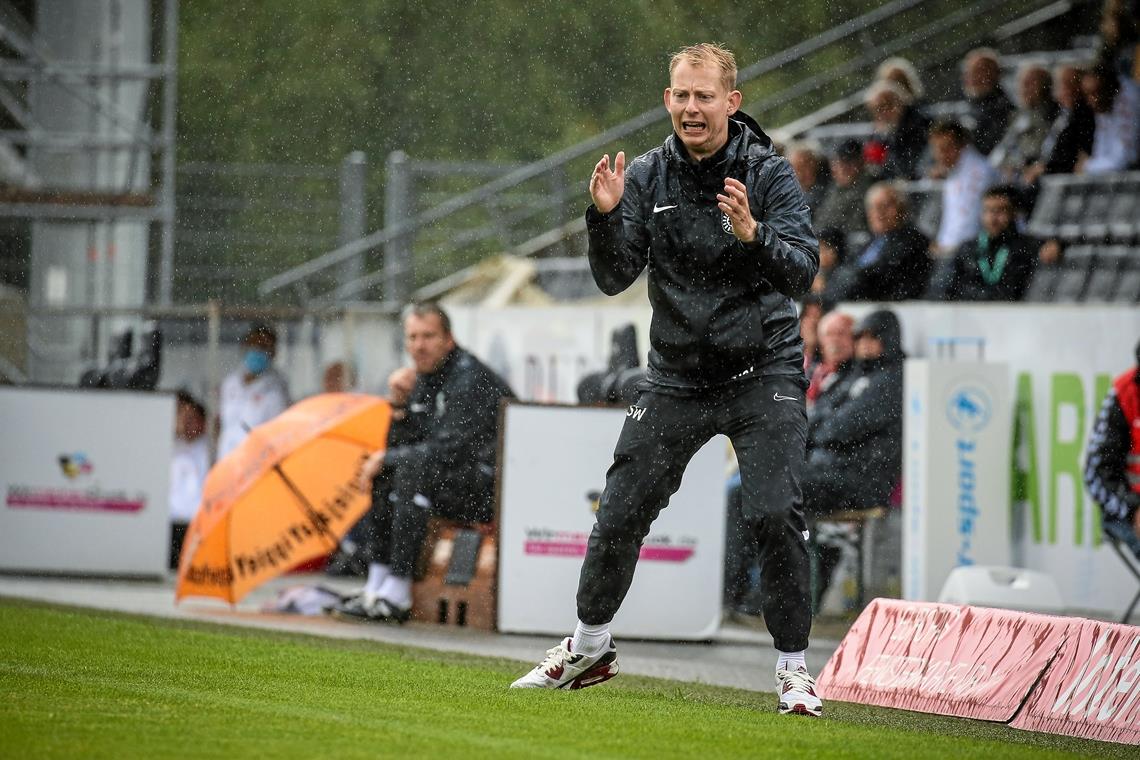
[579,110,818,653]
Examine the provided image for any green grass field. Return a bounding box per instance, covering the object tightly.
[0,598,1129,759]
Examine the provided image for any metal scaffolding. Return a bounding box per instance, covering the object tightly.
[0,0,178,302]
[0,0,179,384]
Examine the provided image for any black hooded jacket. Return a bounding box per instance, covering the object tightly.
[807,310,904,503]
[586,115,819,392]
[384,347,515,473]
[1084,339,1140,524]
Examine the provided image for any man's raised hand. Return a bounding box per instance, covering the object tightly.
[717,177,758,243]
[590,151,625,214]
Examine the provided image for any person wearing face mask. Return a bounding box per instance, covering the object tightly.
[217,322,291,460]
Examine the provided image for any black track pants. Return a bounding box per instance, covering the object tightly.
[360,459,493,578]
[576,376,812,652]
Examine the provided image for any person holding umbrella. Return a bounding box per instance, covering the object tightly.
[330,303,514,623]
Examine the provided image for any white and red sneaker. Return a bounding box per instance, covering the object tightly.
[776,666,823,717]
[510,636,620,690]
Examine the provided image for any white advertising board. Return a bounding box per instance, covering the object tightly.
[497,403,726,639]
[0,386,173,576]
[903,360,1012,601]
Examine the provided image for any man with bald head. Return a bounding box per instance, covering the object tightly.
[824,182,931,301]
[962,48,1014,155]
[991,63,1059,178]
[807,311,855,404]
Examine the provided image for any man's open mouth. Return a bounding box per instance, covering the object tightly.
[681,121,705,133]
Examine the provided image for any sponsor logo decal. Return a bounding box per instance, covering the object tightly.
[626,405,647,421]
[58,452,93,479]
[946,384,994,566]
[6,486,144,513]
[523,528,696,562]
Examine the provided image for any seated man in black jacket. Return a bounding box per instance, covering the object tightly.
[331,302,515,623]
[803,309,904,518]
[824,183,931,302]
[802,310,904,606]
[1085,338,1140,555]
[926,185,1037,301]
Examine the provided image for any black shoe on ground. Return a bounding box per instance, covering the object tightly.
[328,594,411,624]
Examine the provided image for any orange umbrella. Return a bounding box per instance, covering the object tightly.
[176,393,390,604]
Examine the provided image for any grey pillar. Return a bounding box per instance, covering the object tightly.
[383,150,412,306]
[157,0,178,305]
[337,150,366,296]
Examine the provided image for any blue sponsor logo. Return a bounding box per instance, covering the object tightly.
[946,386,992,433]
[946,384,993,567]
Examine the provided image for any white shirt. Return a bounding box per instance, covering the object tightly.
[937,145,998,250]
[170,436,210,524]
[217,368,291,460]
[1084,79,1139,174]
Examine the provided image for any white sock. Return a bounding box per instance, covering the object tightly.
[776,649,807,672]
[377,574,413,609]
[364,563,390,596]
[572,621,611,655]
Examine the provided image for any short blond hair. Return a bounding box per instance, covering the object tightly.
[669,43,737,93]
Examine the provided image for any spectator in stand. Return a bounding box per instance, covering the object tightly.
[1025,64,1096,183]
[169,390,210,569]
[802,309,904,603]
[1099,0,1140,82]
[815,139,874,237]
[991,63,1059,180]
[787,142,828,213]
[800,294,825,375]
[1079,61,1140,173]
[926,185,1038,301]
[962,48,1014,156]
[876,57,925,106]
[1085,338,1140,552]
[322,360,357,393]
[811,226,847,295]
[864,80,931,180]
[824,182,931,301]
[928,120,998,256]
[217,323,291,460]
[807,310,855,406]
[330,303,515,623]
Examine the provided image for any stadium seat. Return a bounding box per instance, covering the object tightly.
[1055,183,1088,241]
[1107,185,1139,239]
[814,506,887,613]
[1079,189,1114,240]
[1082,245,1128,302]
[1023,264,1061,302]
[1027,178,1064,238]
[1051,244,1094,302]
[1113,258,1140,303]
[937,566,1065,613]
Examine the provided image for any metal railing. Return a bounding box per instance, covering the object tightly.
[258,0,1073,305]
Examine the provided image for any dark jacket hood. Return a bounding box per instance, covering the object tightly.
[856,309,904,362]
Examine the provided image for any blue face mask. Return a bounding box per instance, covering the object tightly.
[243,349,271,376]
